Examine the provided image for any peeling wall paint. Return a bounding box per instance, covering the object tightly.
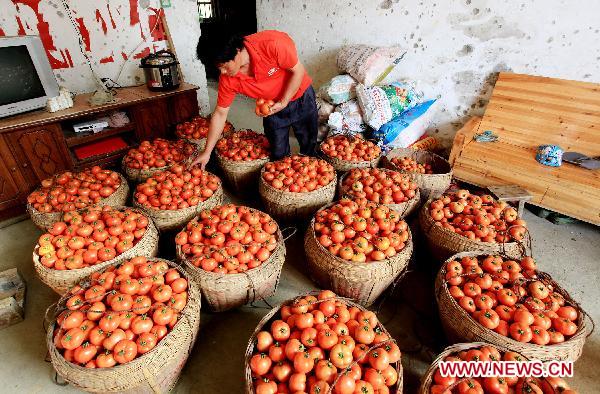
[0,0,209,113]
[257,0,600,147]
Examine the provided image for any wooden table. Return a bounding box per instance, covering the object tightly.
[449,73,600,225]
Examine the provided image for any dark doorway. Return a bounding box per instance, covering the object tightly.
[197,0,258,80]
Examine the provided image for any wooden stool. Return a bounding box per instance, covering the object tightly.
[487,185,532,217]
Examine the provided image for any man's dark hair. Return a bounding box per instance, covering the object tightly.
[197,30,245,71]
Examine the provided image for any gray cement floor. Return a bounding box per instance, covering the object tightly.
[0,85,598,393]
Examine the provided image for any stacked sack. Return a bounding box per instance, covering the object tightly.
[327,44,440,150]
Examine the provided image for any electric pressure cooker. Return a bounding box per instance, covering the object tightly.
[140,50,180,91]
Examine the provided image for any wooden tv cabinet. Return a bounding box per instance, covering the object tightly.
[0,83,199,221]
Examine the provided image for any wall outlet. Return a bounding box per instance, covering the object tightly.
[160,0,172,8]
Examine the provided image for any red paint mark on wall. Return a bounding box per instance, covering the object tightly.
[13,0,70,69]
[133,47,150,59]
[100,54,114,64]
[121,52,128,60]
[148,8,166,42]
[75,17,91,51]
[95,9,108,34]
[129,0,140,26]
[0,28,5,36]
[15,15,26,35]
[106,4,117,29]
[64,49,74,67]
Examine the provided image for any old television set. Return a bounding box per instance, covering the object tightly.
[0,35,59,118]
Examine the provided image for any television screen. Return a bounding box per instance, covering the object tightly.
[0,45,46,106]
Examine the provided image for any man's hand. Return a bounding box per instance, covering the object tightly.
[269,100,289,115]
[190,150,211,170]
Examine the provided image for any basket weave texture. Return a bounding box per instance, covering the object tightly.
[33,207,159,295]
[27,173,130,231]
[46,257,201,393]
[435,251,588,362]
[216,150,269,194]
[381,147,452,200]
[133,175,224,231]
[244,293,403,393]
[258,166,336,222]
[304,208,413,307]
[419,200,523,262]
[177,216,286,312]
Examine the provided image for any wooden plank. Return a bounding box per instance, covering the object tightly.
[449,116,482,166]
[450,72,600,225]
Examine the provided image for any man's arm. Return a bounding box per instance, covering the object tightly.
[269,61,305,115]
[190,105,230,169]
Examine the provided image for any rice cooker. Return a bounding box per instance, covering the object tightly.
[140,50,180,91]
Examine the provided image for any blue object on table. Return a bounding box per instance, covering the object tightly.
[536,145,563,167]
[473,130,498,142]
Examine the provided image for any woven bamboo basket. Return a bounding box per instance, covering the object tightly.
[186,137,206,151]
[177,222,286,312]
[33,208,159,295]
[258,167,337,222]
[435,251,589,362]
[419,342,528,394]
[46,258,201,393]
[26,173,130,231]
[133,176,224,231]
[304,209,413,307]
[419,200,523,262]
[382,148,452,200]
[216,150,269,194]
[320,149,381,173]
[244,292,403,393]
[337,169,421,218]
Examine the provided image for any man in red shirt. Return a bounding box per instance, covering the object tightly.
[192,30,318,168]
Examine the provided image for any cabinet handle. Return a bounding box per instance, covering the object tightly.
[10,166,17,172]
[22,163,28,168]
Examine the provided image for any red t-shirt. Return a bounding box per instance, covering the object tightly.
[216,30,312,108]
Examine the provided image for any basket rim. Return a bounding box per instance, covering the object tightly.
[132,170,223,213]
[338,167,421,207]
[175,205,285,279]
[435,250,588,351]
[258,162,337,198]
[307,200,413,266]
[420,198,521,249]
[318,136,382,165]
[382,147,452,176]
[46,257,200,373]
[33,206,158,277]
[27,172,129,216]
[243,292,403,393]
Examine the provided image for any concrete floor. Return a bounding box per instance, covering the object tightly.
[0,86,598,393]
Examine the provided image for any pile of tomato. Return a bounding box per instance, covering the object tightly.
[262,155,336,193]
[216,130,270,161]
[134,164,220,211]
[314,198,409,263]
[445,255,580,344]
[428,344,577,394]
[340,168,418,205]
[176,204,279,274]
[249,290,401,394]
[320,135,381,162]
[27,166,121,213]
[36,206,150,270]
[389,156,433,174]
[123,139,196,170]
[175,115,234,140]
[52,256,188,367]
[427,189,528,243]
[255,98,275,116]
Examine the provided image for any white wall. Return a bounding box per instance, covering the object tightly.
[0,0,209,113]
[257,0,600,147]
